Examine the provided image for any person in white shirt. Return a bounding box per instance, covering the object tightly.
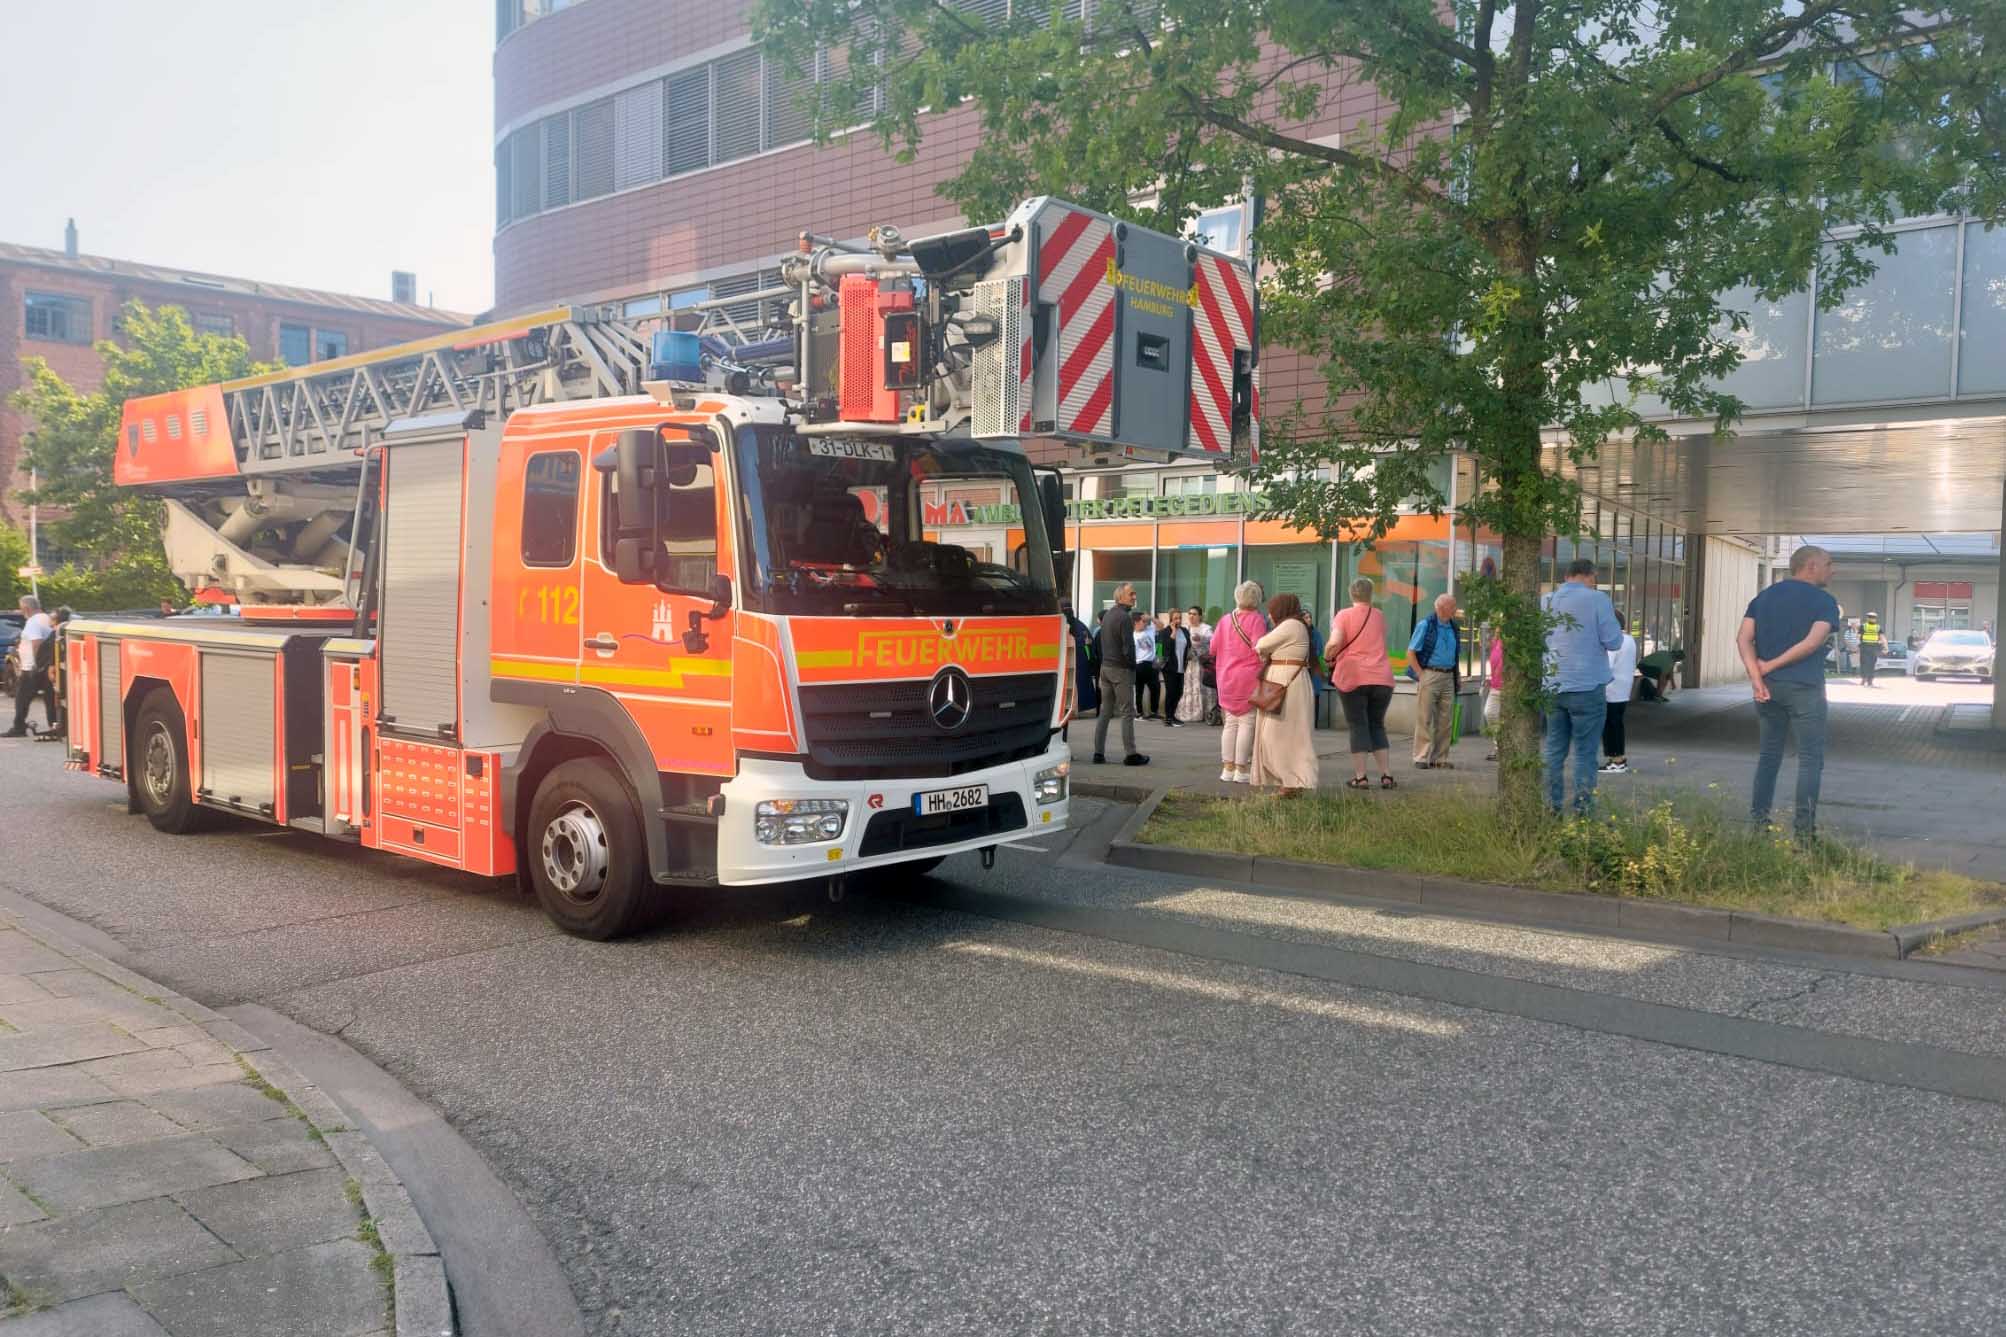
[1600,613,1639,774]
[1132,613,1163,719]
[6,595,57,737]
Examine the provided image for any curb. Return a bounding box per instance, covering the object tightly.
[1890,907,2006,958]
[1104,840,1915,961]
[1,913,457,1337]
[1071,780,1158,803]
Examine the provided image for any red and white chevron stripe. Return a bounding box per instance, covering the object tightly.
[1189,255,1256,457]
[1037,207,1117,439]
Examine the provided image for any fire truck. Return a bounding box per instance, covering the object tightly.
[62,198,1259,938]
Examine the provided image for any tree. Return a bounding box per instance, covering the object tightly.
[756,0,2006,818]
[10,302,273,609]
[0,522,29,609]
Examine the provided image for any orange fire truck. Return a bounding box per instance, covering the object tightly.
[63,198,1259,937]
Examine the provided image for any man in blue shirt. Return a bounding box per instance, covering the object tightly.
[1542,559,1624,813]
[1739,545,1840,838]
[1407,593,1461,767]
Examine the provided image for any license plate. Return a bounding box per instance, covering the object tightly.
[914,784,987,816]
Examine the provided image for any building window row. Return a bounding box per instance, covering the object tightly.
[495,0,581,44]
[23,292,91,345]
[495,45,877,231]
[279,323,349,367]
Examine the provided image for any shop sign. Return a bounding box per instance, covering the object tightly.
[921,490,1276,528]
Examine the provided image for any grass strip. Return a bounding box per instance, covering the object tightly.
[1138,788,2006,932]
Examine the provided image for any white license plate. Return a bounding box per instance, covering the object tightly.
[914,784,988,816]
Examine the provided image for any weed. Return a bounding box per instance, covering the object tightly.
[1141,788,2006,931]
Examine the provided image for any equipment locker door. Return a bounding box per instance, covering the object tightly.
[579,425,734,776]
[378,438,466,740]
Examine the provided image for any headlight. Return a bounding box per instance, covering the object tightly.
[754,798,849,845]
[1034,761,1070,805]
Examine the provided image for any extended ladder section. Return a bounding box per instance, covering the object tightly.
[117,307,652,484]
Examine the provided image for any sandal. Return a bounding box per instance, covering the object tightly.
[1436,762,1455,770]
[1380,775,1397,789]
[1347,776,1371,790]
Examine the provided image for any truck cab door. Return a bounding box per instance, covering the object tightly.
[492,442,586,683]
[581,425,734,778]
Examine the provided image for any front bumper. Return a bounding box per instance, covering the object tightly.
[1917,661,1992,677]
[715,739,1069,885]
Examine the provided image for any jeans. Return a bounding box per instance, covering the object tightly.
[10,667,55,733]
[1544,689,1608,813]
[1338,684,1393,753]
[1161,668,1184,724]
[1752,679,1828,837]
[1093,667,1137,758]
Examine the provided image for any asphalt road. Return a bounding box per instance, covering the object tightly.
[6,736,2006,1336]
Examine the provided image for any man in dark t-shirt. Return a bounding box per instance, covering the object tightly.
[1737,545,1841,838]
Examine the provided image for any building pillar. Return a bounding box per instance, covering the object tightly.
[1994,472,2006,730]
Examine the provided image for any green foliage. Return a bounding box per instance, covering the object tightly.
[8,302,273,610]
[1141,788,2005,930]
[755,0,2006,804]
[0,524,28,608]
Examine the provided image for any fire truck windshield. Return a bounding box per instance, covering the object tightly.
[733,426,1058,617]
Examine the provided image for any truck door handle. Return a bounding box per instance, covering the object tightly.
[584,634,619,653]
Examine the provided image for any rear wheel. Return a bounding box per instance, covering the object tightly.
[525,758,659,940]
[134,691,204,834]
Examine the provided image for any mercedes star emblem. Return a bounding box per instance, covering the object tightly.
[928,667,973,731]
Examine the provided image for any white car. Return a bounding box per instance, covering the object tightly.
[1914,629,1996,682]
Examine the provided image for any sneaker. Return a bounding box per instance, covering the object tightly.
[1123,754,1151,767]
[1219,768,1235,782]
[1599,760,1629,774]
[1092,753,1107,765]
[1231,769,1251,784]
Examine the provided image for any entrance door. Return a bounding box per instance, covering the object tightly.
[579,426,734,777]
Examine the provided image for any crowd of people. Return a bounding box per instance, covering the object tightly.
[1063,562,1668,813]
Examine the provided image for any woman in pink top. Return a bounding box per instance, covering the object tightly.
[1212,580,1269,783]
[1326,577,1398,788]
[1482,633,1505,761]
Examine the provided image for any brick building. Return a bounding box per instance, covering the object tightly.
[2,227,469,523]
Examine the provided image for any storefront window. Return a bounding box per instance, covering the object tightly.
[1246,542,1334,625]
[1339,541,1449,668]
[1157,545,1237,626]
[1162,473,1224,496]
[1090,549,1153,616]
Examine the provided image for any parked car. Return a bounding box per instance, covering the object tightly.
[1874,641,1909,674]
[0,612,22,694]
[1914,629,1995,681]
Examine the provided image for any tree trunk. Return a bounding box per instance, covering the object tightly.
[1495,526,1546,828]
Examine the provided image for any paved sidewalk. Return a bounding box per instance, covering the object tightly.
[0,913,450,1336]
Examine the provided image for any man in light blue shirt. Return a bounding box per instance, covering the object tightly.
[1542,559,1624,813]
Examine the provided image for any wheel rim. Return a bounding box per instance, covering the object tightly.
[142,724,177,808]
[540,801,610,906]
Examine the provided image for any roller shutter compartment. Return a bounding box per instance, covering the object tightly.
[379,440,465,739]
[97,640,123,774]
[200,652,277,813]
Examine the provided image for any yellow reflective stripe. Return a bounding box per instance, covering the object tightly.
[794,650,856,669]
[491,656,731,691]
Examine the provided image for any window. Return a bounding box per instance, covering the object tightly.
[602,437,718,591]
[192,312,235,338]
[24,293,89,344]
[573,99,616,200]
[543,112,573,210]
[521,452,581,566]
[1190,204,1246,258]
[1161,473,1220,496]
[279,323,312,366]
[316,330,348,361]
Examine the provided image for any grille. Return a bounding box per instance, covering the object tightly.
[798,671,1056,779]
[859,794,1028,858]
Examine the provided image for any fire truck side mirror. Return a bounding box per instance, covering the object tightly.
[612,428,659,541]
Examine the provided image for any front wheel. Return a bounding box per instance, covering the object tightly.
[134,691,204,834]
[525,758,660,940]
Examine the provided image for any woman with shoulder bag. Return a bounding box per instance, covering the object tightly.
[1327,578,1397,789]
[1251,592,1319,796]
[1213,581,1268,783]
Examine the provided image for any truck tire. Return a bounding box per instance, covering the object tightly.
[134,691,204,834]
[525,758,659,940]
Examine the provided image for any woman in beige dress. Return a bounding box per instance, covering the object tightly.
[1251,592,1319,795]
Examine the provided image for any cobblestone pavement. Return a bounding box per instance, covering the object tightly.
[0,916,397,1337]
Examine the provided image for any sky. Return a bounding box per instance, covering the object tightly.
[0,0,496,315]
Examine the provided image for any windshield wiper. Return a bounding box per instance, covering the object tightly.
[845,600,912,617]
